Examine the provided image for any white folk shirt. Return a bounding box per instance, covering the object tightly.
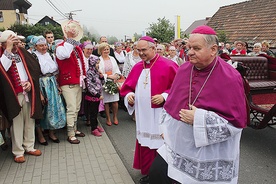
[34,51,58,75]
[0,52,28,81]
[158,109,242,184]
[114,50,127,64]
[124,69,166,149]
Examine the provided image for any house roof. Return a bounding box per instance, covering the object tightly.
[207,0,276,47]
[184,18,210,35]
[0,0,31,10]
[35,16,61,26]
[0,0,14,10]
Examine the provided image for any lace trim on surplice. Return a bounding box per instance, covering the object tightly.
[169,148,238,182]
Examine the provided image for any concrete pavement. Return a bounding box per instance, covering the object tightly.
[0,119,134,184]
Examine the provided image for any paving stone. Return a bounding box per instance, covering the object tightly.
[0,121,134,184]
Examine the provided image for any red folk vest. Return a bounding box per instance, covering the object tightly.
[7,60,23,94]
[0,49,24,94]
[56,42,86,86]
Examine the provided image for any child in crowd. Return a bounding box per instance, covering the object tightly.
[85,55,105,136]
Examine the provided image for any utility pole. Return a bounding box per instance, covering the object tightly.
[65,10,82,20]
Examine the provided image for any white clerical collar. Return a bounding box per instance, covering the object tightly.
[145,55,156,64]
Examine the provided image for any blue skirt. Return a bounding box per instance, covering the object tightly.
[39,76,66,130]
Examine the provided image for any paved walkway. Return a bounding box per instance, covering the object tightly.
[0,119,134,184]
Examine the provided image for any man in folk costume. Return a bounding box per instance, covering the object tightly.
[120,36,178,184]
[149,26,247,184]
[0,30,43,163]
[55,20,86,144]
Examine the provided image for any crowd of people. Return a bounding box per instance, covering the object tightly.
[219,40,276,57]
[0,20,274,183]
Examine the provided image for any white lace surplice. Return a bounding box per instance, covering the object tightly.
[124,69,164,149]
[158,109,242,184]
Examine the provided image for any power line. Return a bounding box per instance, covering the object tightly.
[45,0,67,19]
[59,0,71,12]
[52,0,70,14]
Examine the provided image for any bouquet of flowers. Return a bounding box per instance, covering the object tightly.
[103,79,119,95]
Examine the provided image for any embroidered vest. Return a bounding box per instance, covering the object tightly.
[56,42,86,86]
[7,60,23,94]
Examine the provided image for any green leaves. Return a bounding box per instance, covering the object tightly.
[103,79,118,95]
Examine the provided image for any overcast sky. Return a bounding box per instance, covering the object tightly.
[28,0,246,40]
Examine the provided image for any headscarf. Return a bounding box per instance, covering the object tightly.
[31,36,47,45]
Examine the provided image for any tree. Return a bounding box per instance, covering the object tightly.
[217,30,228,43]
[107,36,118,45]
[8,23,64,39]
[82,25,97,43]
[132,32,142,42]
[146,17,174,43]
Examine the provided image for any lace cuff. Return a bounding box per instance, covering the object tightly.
[3,50,14,60]
[66,38,78,46]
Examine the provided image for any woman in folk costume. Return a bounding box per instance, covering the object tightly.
[32,36,66,145]
[149,26,247,184]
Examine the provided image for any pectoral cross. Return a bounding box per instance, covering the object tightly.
[144,75,148,88]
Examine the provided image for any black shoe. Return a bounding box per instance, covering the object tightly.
[38,140,48,146]
[0,142,8,150]
[139,175,149,184]
[49,136,60,143]
[99,111,106,118]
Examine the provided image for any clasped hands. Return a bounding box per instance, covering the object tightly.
[179,105,197,126]
[127,94,164,105]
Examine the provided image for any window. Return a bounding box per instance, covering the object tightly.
[0,12,3,22]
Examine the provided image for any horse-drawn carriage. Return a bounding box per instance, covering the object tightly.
[230,55,276,129]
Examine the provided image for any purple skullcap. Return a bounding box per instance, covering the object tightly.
[191,25,216,35]
[139,36,155,43]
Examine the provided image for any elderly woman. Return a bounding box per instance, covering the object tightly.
[262,41,275,57]
[156,44,165,57]
[82,41,94,72]
[32,36,66,144]
[98,43,121,126]
[122,41,141,78]
[78,41,94,125]
[167,46,184,66]
[248,43,266,56]
[114,42,127,73]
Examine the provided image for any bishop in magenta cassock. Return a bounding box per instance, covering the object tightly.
[149,26,247,184]
[120,36,178,183]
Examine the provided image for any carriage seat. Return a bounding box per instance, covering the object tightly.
[230,56,276,93]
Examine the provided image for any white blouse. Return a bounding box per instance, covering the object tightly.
[34,51,58,75]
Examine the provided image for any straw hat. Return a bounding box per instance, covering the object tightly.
[61,20,83,41]
[0,30,17,42]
